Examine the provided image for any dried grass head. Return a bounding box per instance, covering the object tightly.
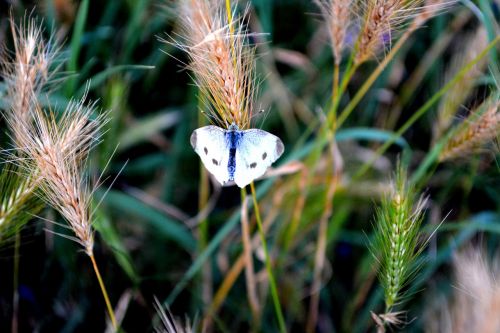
[165,0,258,130]
[12,95,107,255]
[1,15,60,148]
[354,0,454,65]
[314,0,353,65]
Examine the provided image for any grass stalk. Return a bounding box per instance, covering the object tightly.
[205,195,282,324]
[89,253,117,330]
[333,63,340,106]
[207,254,246,321]
[249,182,286,333]
[336,27,413,130]
[240,188,260,327]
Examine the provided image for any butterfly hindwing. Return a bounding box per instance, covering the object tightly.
[190,126,231,185]
[233,129,285,188]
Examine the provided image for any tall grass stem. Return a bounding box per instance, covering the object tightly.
[89,253,117,330]
[249,182,286,333]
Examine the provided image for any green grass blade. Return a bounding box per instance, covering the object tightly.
[93,207,139,284]
[99,190,195,252]
[64,0,89,96]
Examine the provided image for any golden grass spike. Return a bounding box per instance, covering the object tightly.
[354,0,429,65]
[2,15,58,149]
[168,0,257,129]
[440,100,500,162]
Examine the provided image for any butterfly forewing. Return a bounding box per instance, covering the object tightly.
[190,126,231,185]
[233,129,284,188]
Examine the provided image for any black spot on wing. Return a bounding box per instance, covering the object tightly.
[262,152,267,160]
[204,147,208,155]
[250,162,257,168]
[190,131,197,149]
[212,159,219,166]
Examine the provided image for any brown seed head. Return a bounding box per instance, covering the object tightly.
[166,0,257,129]
[354,0,426,65]
[440,100,500,162]
[15,97,107,255]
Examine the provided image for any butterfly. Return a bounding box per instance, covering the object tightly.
[190,124,284,188]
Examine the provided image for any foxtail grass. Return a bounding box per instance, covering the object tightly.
[12,97,117,329]
[2,15,117,330]
[166,0,257,129]
[0,16,58,332]
[371,166,427,331]
[0,16,57,241]
[440,98,500,162]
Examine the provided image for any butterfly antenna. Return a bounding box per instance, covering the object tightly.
[200,110,217,124]
[260,108,271,129]
[249,107,266,128]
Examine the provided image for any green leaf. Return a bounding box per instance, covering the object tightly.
[99,190,195,251]
[336,127,410,149]
[93,207,139,284]
[117,110,180,151]
[76,65,155,97]
[65,0,89,96]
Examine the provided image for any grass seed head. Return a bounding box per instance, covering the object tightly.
[354,0,432,65]
[169,0,257,129]
[314,0,353,65]
[372,166,427,312]
[440,99,500,162]
[15,96,107,255]
[1,16,59,148]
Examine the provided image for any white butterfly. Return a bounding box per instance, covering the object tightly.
[190,124,284,188]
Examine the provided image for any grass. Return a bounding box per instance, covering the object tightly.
[0,0,499,332]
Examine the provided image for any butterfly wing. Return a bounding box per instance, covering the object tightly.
[190,126,231,186]
[233,129,284,188]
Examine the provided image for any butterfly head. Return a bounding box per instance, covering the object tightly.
[228,123,240,131]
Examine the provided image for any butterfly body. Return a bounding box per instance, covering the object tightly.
[225,126,243,180]
[191,124,284,188]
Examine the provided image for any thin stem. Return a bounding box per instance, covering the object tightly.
[11,231,20,333]
[332,63,340,107]
[249,182,286,333]
[327,61,357,128]
[336,27,413,130]
[225,0,234,35]
[89,253,117,330]
[240,188,260,327]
